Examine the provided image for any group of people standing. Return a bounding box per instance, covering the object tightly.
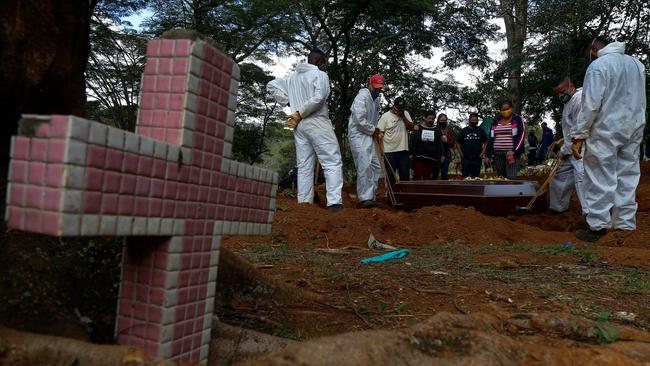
[267,35,646,242]
[346,77,526,208]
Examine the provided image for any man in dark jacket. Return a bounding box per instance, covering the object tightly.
[537,122,554,161]
[411,110,443,179]
[457,113,487,178]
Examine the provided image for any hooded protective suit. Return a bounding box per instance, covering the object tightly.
[549,88,588,213]
[572,42,646,230]
[267,63,343,206]
[348,88,382,201]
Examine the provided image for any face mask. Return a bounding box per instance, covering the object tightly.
[370,90,381,99]
[318,63,327,71]
[500,108,513,118]
[438,122,447,128]
[559,92,573,104]
[469,122,478,127]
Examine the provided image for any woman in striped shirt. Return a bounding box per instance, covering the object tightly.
[485,101,526,179]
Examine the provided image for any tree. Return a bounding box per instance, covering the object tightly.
[86,25,148,131]
[230,63,287,165]
[499,0,528,114]
[459,0,649,131]
[0,0,92,160]
[289,0,500,142]
[143,0,299,63]
[520,0,649,128]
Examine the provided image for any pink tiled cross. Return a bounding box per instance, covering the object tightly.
[4,35,278,363]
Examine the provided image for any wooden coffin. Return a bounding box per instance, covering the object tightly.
[392,180,547,216]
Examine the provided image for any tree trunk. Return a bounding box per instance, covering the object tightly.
[0,327,176,366]
[0,0,90,161]
[500,0,528,114]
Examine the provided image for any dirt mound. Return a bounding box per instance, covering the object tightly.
[240,311,650,366]
[239,196,577,252]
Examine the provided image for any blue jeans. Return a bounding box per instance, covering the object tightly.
[385,150,410,188]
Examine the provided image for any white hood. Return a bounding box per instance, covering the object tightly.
[598,41,625,57]
[296,62,318,73]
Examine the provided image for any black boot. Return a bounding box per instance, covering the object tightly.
[575,228,607,242]
[359,200,377,208]
[327,204,344,213]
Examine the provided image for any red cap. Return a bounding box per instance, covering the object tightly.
[369,74,385,89]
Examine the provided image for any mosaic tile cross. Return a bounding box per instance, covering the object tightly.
[4,33,278,363]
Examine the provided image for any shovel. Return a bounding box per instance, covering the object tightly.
[373,136,404,207]
[516,154,563,213]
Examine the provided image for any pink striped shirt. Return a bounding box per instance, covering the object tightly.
[493,123,513,151]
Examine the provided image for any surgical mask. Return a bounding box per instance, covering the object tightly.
[559,92,573,104]
[469,122,478,127]
[500,108,513,118]
[438,122,447,128]
[370,90,381,99]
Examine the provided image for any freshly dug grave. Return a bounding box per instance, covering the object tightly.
[0,162,648,365]
[219,162,650,365]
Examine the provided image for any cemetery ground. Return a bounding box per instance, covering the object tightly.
[1,162,650,365]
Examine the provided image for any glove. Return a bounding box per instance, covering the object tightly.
[571,139,584,160]
[285,111,302,129]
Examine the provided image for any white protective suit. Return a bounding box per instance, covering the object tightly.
[267,63,343,206]
[572,42,647,230]
[549,88,588,213]
[348,88,382,201]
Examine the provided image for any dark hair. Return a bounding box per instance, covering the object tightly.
[590,35,610,48]
[552,74,572,87]
[393,97,406,109]
[307,49,327,64]
[469,112,480,119]
[437,113,448,121]
[499,100,513,109]
[424,110,436,118]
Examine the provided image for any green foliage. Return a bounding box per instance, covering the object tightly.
[91,0,148,23]
[616,268,650,294]
[275,141,297,176]
[457,0,649,128]
[592,324,619,344]
[232,122,271,164]
[509,0,648,126]
[590,311,619,344]
[230,63,287,165]
[143,0,299,62]
[290,0,499,139]
[89,0,649,180]
[86,5,148,131]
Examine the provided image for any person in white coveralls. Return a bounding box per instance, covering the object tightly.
[348,74,385,208]
[571,36,646,242]
[267,49,344,212]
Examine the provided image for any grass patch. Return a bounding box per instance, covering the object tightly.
[616,268,650,294]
